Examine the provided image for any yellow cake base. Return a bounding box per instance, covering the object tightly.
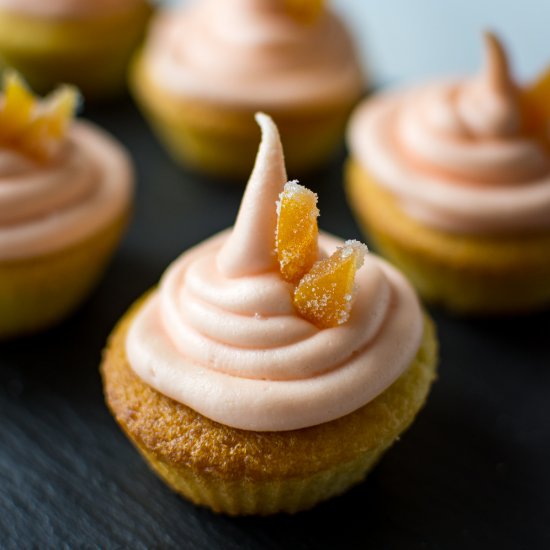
[0,5,151,99]
[101,294,438,515]
[0,213,128,339]
[346,159,550,314]
[130,52,357,180]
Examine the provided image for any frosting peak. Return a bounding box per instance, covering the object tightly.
[482,32,515,95]
[127,114,423,431]
[457,32,520,138]
[217,113,287,278]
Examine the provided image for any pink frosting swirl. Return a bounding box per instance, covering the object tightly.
[348,33,550,234]
[126,114,423,431]
[0,122,133,260]
[0,0,145,19]
[143,0,363,109]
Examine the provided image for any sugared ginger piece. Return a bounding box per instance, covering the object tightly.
[284,0,325,23]
[0,72,79,162]
[0,72,35,141]
[293,240,368,329]
[276,181,319,283]
[521,66,550,141]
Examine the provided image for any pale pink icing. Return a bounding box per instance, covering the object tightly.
[0,122,133,260]
[0,0,145,19]
[126,114,423,432]
[142,0,363,109]
[348,33,550,234]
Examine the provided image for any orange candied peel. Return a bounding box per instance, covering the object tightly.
[274,179,369,328]
[521,66,550,142]
[293,240,368,329]
[283,0,326,24]
[276,180,319,283]
[0,71,80,162]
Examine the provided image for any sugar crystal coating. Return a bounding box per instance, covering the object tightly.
[276,180,319,283]
[0,72,80,162]
[293,240,368,329]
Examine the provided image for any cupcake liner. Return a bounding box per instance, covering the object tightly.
[101,295,437,515]
[346,160,550,314]
[136,440,389,515]
[131,52,355,180]
[0,213,128,339]
[0,5,151,98]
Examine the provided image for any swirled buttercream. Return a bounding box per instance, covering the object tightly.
[0,0,144,19]
[142,0,363,109]
[0,122,133,260]
[348,33,550,234]
[126,114,423,431]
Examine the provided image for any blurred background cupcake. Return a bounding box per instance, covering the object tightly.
[131,0,364,180]
[0,0,152,100]
[0,74,134,338]
[346,33,550,314]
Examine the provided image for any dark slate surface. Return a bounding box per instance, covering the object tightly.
[1,99,549,550]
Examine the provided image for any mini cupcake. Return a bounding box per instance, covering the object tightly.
[346,33,550,314]
[0,0,152,99]
[101,113,437,515]
[131,0,364,179]
[0,73,133,338]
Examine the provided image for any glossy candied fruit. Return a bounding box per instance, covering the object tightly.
[293,240,368,329]
[0,71,79,162]
[521,66,550,137]
[0,72,35,141]
[276,181,319,283]
[18,86,80,162]
[284,0,325,23]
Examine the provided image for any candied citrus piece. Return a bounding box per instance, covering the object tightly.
[521,66,550,138]
[44,85,80,140]
[294,240,368,329]
[284,0,325,23]
[0,72,35,141]
[0,71,80,161]
[17,85,79,161]
[276,181,319,283]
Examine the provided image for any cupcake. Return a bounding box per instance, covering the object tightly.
[131,0,364,179]
[0,73,133,339]
[101,113,437,515]
[346,33,550,314]
[0,0,152,99]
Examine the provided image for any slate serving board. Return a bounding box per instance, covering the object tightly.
[1,98,549,550]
